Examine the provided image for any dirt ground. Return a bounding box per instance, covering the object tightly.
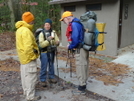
[0,32,15,51]
[0,32,130,101]
[0,59,114,101]
[57,47,130,86]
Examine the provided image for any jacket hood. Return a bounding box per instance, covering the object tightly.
[15,21,31,29]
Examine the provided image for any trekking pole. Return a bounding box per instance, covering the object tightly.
[55,47,59,83]
[70,49,75,78]
[69,50,72,78]
[69,49,75,78]
[70,63,72,78]
[66,49,73,78]
[64,49,70,78]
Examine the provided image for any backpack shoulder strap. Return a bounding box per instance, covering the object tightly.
[72,21,85,32]
[41,30,46,40]
[72,21,82,26]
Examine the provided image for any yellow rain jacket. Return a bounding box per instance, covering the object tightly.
[15,21,39,64]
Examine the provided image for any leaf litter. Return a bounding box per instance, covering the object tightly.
[57,47,130,86]
[0,58,114,101]
[0,32,15,51]
[0,32,128,101]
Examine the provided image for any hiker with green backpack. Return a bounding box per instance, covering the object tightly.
[35,19,60,87]
[60,10,101,95]
[60,11,89,95]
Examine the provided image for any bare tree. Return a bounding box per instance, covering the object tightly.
[7,0,15,30]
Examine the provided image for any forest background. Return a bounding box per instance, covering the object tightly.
[0,0,61,34]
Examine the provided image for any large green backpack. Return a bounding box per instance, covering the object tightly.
[80,11,107,52]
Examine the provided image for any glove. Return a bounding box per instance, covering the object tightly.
[33,49,38,54]
[47,36,53,41]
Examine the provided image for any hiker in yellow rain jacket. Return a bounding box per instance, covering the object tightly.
[15,12,41,101]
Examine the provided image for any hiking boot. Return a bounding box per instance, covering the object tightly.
[40,81,47,87]
[72,89,86,95]
[78,85,86,91]
[27,95,41,101]
[48,79,57,83]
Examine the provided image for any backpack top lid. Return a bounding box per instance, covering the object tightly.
[80,11,97,29]
[80,11,97,21]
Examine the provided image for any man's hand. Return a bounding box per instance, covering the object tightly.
[67,43,70,49]
[47,36,53,41]
[33,49,38,54]
[55,41,60,45]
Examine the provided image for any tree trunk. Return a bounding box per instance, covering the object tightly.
[7,0,15,30]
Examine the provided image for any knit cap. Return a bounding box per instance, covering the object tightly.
[44,19,52,25]
[22,12,35,23]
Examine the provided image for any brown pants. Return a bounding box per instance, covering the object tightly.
[75,48,89,86]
